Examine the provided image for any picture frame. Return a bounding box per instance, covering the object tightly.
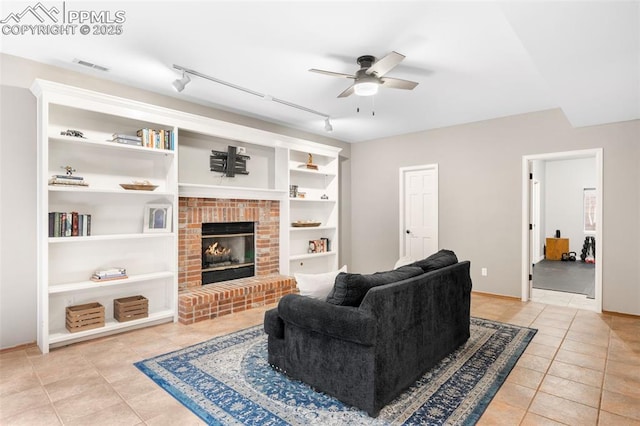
[144,204,172,233]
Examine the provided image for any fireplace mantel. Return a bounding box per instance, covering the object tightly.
[179,183,288,201]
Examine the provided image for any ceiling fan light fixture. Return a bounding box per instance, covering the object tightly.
[354,81,379,96]
[172,72,191,92]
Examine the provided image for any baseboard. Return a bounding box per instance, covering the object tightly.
[0,341,37,354]
[471,291,521,301]
[602,310,640,319]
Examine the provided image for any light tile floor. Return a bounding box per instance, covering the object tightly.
[531,288,599,311]
[1,294,639,425]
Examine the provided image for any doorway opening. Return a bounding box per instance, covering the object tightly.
[521,149,603,312]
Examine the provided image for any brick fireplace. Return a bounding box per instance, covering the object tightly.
[177,197,296,324]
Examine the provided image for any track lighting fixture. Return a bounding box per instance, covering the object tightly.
[172,71,191,92]
[172,64,334,132]
[324,118,333,132]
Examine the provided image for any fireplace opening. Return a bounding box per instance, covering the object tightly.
[202,221,255,284]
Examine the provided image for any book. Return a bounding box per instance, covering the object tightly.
[71,212,79,236]
[49,212,91,237]
[90,274,128,282]
[94,267,126,275]
[49,177,88,186]
[113,138,142,146]
[112,133,141,142]
[136,128,175,150]
[53,174,83,180]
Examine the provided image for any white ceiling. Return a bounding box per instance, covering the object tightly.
[1,1,638,143]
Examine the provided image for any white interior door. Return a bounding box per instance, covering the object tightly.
[400,165,438,261]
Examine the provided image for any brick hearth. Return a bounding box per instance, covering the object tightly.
[178,197,296,323]
[178,274,297,324]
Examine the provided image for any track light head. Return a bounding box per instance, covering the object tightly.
[324,117,333,132]
[172,72,191,92]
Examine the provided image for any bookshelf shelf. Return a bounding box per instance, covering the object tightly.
[289,225,336,232]
[49,233,174,243]
[49,271,174,294]
[48,309,175,346]
[49,134,175,156]
[290,251,337,261]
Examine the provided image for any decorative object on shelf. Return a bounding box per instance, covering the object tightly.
[60,129,86,138]
[112,133,142,146]
[306,153,319,170]
[91,267,127,282]
[48,212,91,237]
[114,295,149,322]
[49,165,88,187]
[289,185,298,198]
[119,180,158,191]
[210,146,250,177]
[292,221,321,228]
[296,191,306,198]
[65,302,105,333]
[308,238,330,253]
[144,203,172,233]
[321,194,329,200]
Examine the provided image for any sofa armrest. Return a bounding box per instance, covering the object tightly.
[277,294,376,346]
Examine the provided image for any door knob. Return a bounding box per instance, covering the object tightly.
[406,230,411,234]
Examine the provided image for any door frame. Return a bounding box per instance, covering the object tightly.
[521,149,603,312]
[399,164,439,259]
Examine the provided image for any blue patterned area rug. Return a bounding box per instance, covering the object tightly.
[135,317,536,425]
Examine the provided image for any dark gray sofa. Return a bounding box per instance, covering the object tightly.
[264,259,472,416]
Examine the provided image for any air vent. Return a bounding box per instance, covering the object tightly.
[72,58,109,72]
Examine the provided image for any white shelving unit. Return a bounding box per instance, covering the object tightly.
[31,79,342,353]
[32,80,179,353]
[285,149,340,274]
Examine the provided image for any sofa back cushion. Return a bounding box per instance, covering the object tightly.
[326,266,424,307]
[410,249,458,273]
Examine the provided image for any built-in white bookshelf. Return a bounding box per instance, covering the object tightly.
[32,79,341,353]
[285,149,340,274]
[32,80,179,353]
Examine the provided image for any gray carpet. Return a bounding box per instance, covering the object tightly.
[533,260,595,299]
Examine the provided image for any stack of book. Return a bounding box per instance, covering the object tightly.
[48,174,88,186]
[48,212,91,237]
[91,267,128,282]
[308,238,330,254]
[136,128,175,150]
[111,133,142,146]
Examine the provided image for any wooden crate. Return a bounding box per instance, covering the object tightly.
[114,295,149,322]
[66,302,105,333]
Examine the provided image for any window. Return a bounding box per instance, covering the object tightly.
[583,188,596,233]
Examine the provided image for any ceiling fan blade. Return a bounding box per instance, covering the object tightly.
[337,84,355,98]
[366,51,405,77]
[380,77,419,90]
[309,69,355,79]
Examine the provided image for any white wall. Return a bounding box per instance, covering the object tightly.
[0,86,37,348]
[544,158,596,254]
[0,54,351,350]
[351,109,640,315]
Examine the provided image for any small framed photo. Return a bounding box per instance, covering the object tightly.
[144,204,172,233]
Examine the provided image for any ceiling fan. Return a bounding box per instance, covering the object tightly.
[309,51,419,98]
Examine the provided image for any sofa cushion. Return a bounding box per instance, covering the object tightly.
[410,249,458,273]
[326,265,424,307]
[295,265,347,300]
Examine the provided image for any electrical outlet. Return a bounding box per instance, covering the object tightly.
[481,268,488,277]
